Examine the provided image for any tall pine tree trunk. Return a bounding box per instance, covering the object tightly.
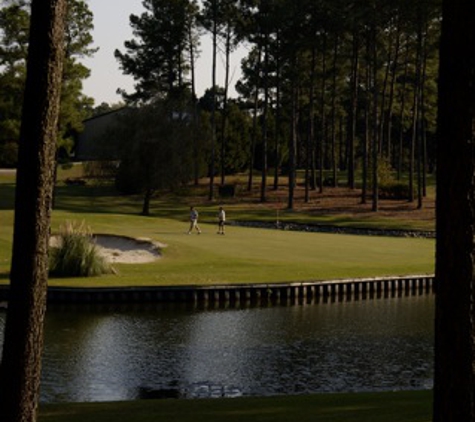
[397,40,410,181]
[208,2,218,201]
[260,41,269,202]
[273,51,281,190]
[347,32,359,189]
[370,14,379,213]
[247,47,261,192]
[378,24,392,156]
[433,0,475,420]
[361,29,372,205]
[318,34,327,194]
[305,46,317,201]
[188,20,200,186]
[385,18,402,165]
[220,25,231,187]
[0,2,67,421]
[409,26,422,204]
[330,36,339,188]
[420,23,429,198]
[288,56,298,210]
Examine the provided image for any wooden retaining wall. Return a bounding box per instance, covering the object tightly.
[0,275,435,307]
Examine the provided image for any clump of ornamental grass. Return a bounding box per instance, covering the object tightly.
[49,221,112,277]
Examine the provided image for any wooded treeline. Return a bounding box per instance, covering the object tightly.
[114,0,441,210]
[0,0,442,212]
[0,0,96,166]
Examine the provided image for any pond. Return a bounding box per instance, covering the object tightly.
[0,293,434,403]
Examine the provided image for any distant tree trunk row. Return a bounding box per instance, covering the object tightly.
[233,0,440,210]
[111,0,441,211]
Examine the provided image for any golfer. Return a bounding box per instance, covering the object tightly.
[188,206,201,234]
[217,206,226,235]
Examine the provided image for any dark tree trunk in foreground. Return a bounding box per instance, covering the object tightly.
[0,1,66,422]
[433,0,475,420]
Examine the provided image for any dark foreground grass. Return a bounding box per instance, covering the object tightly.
[39,390,432,422]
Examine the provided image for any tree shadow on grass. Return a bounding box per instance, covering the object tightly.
[52,183,206,223]
[0,183,15,210]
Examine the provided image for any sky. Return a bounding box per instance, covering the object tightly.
[82,0,245,106]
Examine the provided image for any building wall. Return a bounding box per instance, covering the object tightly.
[75,108,126,161]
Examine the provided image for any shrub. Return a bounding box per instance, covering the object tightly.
[82,160,118,181]
[379,182,414,200]
[115,158,143,194]
[64,178,87,186]
[376,158,395,186]
[0,141,18,167]
[218,184,236,197]
[307,177,335,187]
[49,221,112,277]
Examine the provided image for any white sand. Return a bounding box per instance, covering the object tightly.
[50,234,165,264]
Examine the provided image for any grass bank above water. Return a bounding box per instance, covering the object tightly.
[39,390,432,422]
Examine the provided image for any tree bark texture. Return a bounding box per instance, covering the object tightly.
[433,0,475,420]
[0,1,66,422]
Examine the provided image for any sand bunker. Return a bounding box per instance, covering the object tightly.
[50,234,165,264]
[93,234,165,264]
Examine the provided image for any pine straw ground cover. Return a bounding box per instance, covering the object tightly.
[181,173,436,232]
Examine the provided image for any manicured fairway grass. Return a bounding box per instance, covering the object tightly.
[0,208,434,287]
[39,390,432,422]
[0,169,435,286]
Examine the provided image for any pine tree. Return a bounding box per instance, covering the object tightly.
[0,1,67,421]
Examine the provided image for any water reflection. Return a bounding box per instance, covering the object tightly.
[0,294,434,403]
